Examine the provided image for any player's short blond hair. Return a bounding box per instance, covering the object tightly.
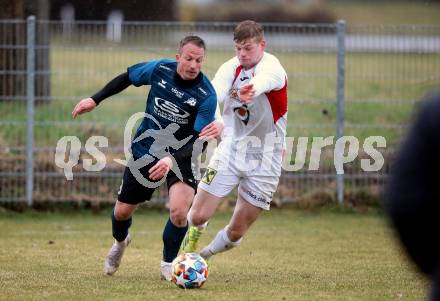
[233,20,264,43]
[178,35,206,53]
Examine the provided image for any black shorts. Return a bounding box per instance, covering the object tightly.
[117,159,198,205]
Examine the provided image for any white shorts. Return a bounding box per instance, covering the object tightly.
[198,150,281,210]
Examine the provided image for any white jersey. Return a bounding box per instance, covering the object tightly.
[212,52,288,155]
[198,52,288,208]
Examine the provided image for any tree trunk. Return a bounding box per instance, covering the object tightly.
[0,0,26,102]
[0,0,51,103]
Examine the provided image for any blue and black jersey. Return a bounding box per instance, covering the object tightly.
[90,59,216,161]
[127,59,216,160]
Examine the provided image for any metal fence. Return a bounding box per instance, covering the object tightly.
[1,17,440,207]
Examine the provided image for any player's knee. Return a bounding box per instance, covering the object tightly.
[114,201,136,220]
[114,209,132,221]
[114,207,133,221]
[191,211,208,227]
[170,208,187,227]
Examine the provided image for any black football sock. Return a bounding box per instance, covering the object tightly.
[162,217,188,262]
[111,209,132,242]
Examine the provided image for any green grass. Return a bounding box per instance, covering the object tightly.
[0,208,428,301]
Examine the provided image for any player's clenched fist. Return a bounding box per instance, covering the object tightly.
[72,97,97,118]
[239,83,255,104]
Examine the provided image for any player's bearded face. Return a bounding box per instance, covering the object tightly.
[176,43,205,80]
[235,38,266,70]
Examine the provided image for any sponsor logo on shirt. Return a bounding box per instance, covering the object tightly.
[201,167,217,185]
[171,87,184,99]
[240,76,249,81]
[154,97,189,124]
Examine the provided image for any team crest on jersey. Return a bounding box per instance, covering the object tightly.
[229,88,239,101]
[233,104,250,125]
[185,97,197,107]
[201,167,217,185]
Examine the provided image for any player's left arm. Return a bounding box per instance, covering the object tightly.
[150,93,217,179]
[200,92,224,140]
[151,134,207,180]
[147,132,213,180]
[195,94,221,140]
[170,93,217,164]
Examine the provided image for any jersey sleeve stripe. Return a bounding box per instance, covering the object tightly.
[265,78,288,124]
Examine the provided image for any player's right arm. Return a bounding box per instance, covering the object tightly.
[211,58,237,104]
[72,72,131,118]
[199,58,237,136]
[72,60,162,118]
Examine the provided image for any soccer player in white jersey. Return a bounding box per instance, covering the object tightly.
[182,20,288,259]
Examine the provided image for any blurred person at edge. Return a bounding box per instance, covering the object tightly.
[385,89,440,301]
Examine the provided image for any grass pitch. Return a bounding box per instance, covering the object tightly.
[0,208,428,301]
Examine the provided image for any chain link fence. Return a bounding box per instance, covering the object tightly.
[1,18,439,207]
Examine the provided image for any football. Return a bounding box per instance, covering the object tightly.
[171,253,209,289]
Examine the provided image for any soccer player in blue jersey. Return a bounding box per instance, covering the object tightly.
[71,35,222,280]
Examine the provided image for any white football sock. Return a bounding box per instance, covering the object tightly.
[200,226,242,259]
[187,208,208,230]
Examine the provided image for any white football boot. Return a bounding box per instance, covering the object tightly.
[160,260,172,281]
[103,234,131,275]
